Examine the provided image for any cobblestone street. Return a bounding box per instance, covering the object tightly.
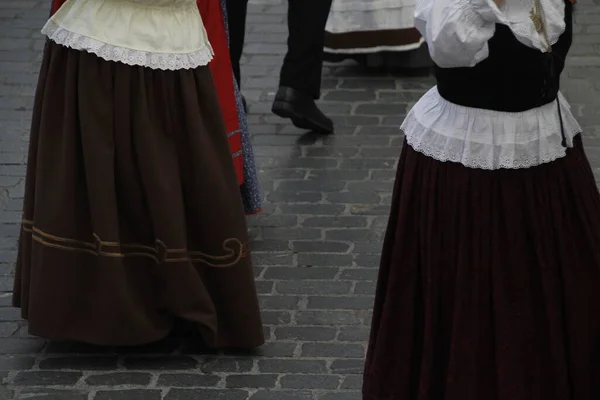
[1,0,600,399]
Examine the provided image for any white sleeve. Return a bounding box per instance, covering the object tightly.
[415,0,501,68]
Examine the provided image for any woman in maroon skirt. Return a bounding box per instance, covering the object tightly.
[363,0,600,398]
[12,0,264,348]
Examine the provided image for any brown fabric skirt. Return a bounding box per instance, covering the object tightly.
[323,28,433,70]
[12,41,264,348]
[364,136,600,399]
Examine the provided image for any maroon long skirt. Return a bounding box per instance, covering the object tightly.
[363,137,600,399]
[12,41,264,348]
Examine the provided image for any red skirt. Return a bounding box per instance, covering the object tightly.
[364,136,600,399]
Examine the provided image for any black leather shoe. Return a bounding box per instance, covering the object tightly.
[272,86,334,134]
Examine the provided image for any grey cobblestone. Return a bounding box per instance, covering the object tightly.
[17,389,88,400]
[279,374,341,389]
[85,372,153,386]
[12,371,83,386]
[225,374,278,388]
[0,0,598,399]
[95,390,163,400]
[166,389,249,400]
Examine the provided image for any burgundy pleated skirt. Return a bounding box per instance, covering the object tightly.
[363,137,600,399]
[12,41,264,348]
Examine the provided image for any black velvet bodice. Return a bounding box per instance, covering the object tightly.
[434,0,572,112]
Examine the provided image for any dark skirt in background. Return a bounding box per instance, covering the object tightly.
[324,28,433,71]
[364,137,600,399]
[12,41,265,348]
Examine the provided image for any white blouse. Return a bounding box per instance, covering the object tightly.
[403,0,582,169]
[42,0,214,70]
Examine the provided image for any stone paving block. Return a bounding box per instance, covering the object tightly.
[295,311,360,325]
[280,374,341,389]
[225,374,278,388]
[258,359,327,373]
[253,252,295,266]
[292,240,351,253]
[254,281,275,294]
[302,216,368,228]
[200,357,254,373]
[259,295,301,310]
[306,296,374,310]
[263,266,339,280]
[85,372,153,386]
[337,326,371,342]
[338,268,378,281]
[279,204,345,215]
[0,338,45,354]
[250,240,291,252]
[166,389,249,400]
[16,389,88,400]
[250,389,314,400]
[0,293,12,306]
[0,307,22,321]
[12,370,82,386]
[301,343,365,358]
[38,356,119,370]
[329,359,365,375]
[0,322,18,337]
[95,390,163,400]
[275,281,353,295]
[296,253,353,267]
[44,341,113,354]
[122,356,198,370]
[157,373,221,388]
[274,327,337,342]
[0,355,34,371]
[260,310,292,325]
[318,392,362,400]
[256,342,297,357]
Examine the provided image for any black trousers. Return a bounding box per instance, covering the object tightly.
[226,0,333,100]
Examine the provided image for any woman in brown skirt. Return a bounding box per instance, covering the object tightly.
[364,0,600,398]
[12,0,264,348]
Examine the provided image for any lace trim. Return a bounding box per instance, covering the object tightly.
[401,88,582,170]
[42,20,214,70]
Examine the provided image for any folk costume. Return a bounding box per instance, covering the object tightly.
[364,0,600,398]
[13,0,264,348]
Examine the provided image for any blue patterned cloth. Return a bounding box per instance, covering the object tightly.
[220,0,262,214]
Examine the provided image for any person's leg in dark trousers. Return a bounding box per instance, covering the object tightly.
[227,0,334,133]
[272,0,335,134]
[225,0,248,88]
[279,0,333,100]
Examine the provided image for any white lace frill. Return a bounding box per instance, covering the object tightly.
[402,87,582,170]
[43,0,214,70]
[43,20,213,70]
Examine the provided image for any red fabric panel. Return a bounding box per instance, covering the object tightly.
[50,0,66,15]
[197,0,244,185]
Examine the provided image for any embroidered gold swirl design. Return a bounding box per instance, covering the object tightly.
[21,220,248,268]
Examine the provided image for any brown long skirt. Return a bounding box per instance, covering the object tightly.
[12,41,264,348]
[364,137,600,399]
